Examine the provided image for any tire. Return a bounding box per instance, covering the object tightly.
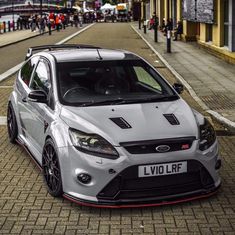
[42,139,63,197]
[7,102,18,144]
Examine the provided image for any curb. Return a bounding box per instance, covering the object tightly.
[131,25,235,131]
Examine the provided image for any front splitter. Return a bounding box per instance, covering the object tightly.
[63,185,221,208]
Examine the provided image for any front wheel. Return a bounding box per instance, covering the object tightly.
[7,102,18,144]
[42,139,63,197]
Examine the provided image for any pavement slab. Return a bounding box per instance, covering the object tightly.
[132,24,235,129]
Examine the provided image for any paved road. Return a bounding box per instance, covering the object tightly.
[0,23,235,234]
[0,26,80,74]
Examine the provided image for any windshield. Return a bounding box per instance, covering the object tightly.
[56,60,178,106]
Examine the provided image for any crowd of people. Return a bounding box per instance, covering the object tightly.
[14,11,97,34]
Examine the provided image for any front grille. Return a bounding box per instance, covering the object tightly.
[97,160,214,201]
[120,137,195,154]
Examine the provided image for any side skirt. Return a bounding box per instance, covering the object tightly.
[16,138,42,171]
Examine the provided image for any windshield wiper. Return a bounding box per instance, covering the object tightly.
[118,94,179,104]
[81,98,125,106]
[81,95,179,107]
[145,94,179,102]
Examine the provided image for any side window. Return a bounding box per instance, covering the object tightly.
[134,66,162,92]
[30,60,51,94]
[20,56,39,86]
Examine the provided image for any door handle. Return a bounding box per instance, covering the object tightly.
[22,97,27,103]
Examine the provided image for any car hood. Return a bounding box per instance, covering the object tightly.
[60,99,199,146]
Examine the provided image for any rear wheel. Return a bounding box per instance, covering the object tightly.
[42,139,63,197]
[7,102,18,144]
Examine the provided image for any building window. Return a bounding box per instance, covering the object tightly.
[224,0,229,47]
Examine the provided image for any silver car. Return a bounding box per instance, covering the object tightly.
[7,45,221,208]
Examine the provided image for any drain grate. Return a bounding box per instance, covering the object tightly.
[216,130,235,136]
[201,93,235,110]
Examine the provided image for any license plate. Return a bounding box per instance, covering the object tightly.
[138,161,187,177]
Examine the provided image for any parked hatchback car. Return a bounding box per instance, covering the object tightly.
[7,45,221,207]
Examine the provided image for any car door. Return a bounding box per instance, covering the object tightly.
[26,58,52,155]
[17,56,40,140]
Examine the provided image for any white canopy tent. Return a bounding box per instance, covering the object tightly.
[100,3,116,11]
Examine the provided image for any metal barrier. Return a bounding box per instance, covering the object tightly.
[0,21,19,33]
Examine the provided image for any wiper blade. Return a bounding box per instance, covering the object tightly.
[82,98,125,106]
[81,95,179,106]
[147,94,179,101]
[121,95,179,104]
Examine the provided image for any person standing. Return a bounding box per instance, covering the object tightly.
[55,14,61,31]
[39,16,46,34]
[78,13,83,27]
[73,13,78,27]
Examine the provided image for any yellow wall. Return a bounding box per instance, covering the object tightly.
[164,0,168,20]
[176,0,181,22]
[212,0,223,47]
[197,0,223,47]
[200,23,207,42]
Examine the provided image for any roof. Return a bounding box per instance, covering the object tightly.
[48,48,140,62]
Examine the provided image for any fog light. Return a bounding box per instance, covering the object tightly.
[215,159,221,170]
[77,173,92,184]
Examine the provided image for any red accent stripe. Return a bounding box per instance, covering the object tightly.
[63,190,219,209]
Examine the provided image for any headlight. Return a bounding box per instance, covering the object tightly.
[69,128,119,159]
[199,119,216,151]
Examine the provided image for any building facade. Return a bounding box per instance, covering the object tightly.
[147,0,235,64]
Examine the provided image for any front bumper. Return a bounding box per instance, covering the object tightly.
[59,140,221,208]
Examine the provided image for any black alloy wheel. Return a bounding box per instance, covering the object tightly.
[42,139,63,197]
[7,102,18,144]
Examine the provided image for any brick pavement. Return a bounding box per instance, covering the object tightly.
[0,128,235,234]
[0,23,235,234]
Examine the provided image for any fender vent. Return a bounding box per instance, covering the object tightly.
[110,117,132,129]
[163,114,180,125]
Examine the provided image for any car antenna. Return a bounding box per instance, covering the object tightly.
[97,49,103,60]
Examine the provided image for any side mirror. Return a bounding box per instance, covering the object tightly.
[28,90,47,104]
[173,83,184,94]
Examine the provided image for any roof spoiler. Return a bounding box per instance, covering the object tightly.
[25,44,101,60]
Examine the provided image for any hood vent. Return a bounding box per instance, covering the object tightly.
[110,117,132,129]
[163,114,180,125]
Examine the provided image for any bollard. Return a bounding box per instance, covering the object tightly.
[154,23,158,42]
[138,18,141,30]
[167,29,171,53]
[8,21,11,32]
[3,22,6,33]
[48,23,52,35]
[143,20,147,34]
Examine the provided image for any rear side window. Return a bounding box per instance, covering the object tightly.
[20,56,39,86]
[30,60,51,94]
